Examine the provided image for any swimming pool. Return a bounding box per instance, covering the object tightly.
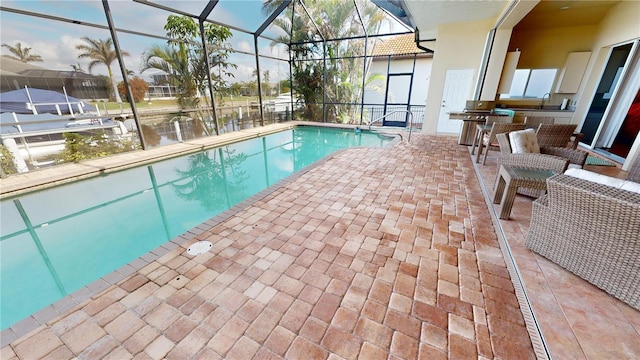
[0,126,395,330]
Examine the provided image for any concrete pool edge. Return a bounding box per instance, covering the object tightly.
[0,121,404,198]
[0,122,295,198]
[0,123,402,346]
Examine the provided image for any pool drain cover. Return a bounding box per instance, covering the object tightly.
[187,241,212,256]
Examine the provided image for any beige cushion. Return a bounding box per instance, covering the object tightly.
[564,168,640,194]
[509,129,540,154]
[620,180,640,193]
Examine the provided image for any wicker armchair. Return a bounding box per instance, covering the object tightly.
[526,173,640,310]
[536,124,578,147]
[498,131,588,168]
[524,116,554,129]
[471,115,513,156]
[486,114,514,125]
[627,155,640,182]
[477,123,525,164]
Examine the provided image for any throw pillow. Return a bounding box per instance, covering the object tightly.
[509,128,540,154]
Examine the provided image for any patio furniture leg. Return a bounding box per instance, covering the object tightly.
[476,140,484,163]
[482,144,491,164]
[471,127,480,155]
[493,173,506,205]
[498,180,519,220]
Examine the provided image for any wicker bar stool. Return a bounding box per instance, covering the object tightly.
[476,122,525,164]
[470,115,513,156]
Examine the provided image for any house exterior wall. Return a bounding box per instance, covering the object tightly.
[363,57,432,106]
[422,0,640,167]
[510,25,597,69]
[502,25,597,111]
[422,19,494,134]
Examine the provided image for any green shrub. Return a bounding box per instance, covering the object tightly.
[0,144,18,175]
[56,132,139,163]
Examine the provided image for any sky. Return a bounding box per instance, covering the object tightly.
[0,0,406,86]
[0,0,290,84]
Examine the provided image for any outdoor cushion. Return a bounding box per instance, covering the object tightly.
[564,168,640,194]
[620,180,640,193]
[509,128,540,154]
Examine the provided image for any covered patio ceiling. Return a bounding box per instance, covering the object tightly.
[390,0,621,42]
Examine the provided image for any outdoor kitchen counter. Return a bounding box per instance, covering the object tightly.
[448,112,511,145]
[505,108,575,124]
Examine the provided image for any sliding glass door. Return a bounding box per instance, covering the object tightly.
[580,43,633,146]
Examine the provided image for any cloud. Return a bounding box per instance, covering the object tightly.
[236,41,252,53]
[260,43,288,59]
[0,1,290,85]
[226,63,256,83]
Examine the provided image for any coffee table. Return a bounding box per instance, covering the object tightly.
[493,165,556,220]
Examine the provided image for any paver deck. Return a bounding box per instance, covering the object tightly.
[2,133,535,359]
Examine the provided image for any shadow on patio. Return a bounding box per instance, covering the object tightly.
[472,144,640,359]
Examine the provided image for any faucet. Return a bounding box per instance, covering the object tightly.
[540,93,551,109]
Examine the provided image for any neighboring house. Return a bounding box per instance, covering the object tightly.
[146,74,179,100]
[0,57,109,100]
[363,33,432,127]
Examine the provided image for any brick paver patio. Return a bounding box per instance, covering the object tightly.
[1,134,535,359]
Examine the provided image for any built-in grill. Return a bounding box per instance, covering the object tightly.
[449,101,496,145]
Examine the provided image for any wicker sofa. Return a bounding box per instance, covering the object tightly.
[526,170,640,310]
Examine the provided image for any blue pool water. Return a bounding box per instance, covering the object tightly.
[0,126,394,330]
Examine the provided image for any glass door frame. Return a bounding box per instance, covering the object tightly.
[383,73,413,127]
[580,40,639,152]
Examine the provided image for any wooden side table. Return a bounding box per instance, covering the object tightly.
[493,165,556,219]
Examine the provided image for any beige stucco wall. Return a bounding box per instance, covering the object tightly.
[509,25,597,69]
[592,0,640,47]
[503,25,597,109]
[422,19,495,134]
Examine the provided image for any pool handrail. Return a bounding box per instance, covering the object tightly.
[366,109,414,142]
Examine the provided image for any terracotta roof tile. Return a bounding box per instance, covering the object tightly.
[370,33,430,57]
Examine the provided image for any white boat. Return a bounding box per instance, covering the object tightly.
[0,88,126,172]
[263,94,301,113]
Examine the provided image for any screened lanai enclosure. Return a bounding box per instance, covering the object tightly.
[0,0,431,174]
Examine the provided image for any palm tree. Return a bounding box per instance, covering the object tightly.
[141,44,198,109]
[75,37,129,103]
[262,0,387,122]
[1,42,43,62]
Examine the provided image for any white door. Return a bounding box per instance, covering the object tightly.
[437,69,475,134]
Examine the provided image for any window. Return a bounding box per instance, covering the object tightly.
[500,69,558,99]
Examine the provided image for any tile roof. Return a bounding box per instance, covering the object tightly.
[370,33,431,57]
